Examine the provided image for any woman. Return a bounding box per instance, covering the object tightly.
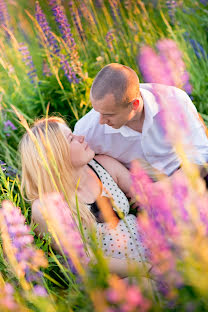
[20,116,149,277]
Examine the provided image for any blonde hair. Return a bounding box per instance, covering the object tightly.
[20,116,95,226]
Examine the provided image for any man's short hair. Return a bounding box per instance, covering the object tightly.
[90,63,140,106]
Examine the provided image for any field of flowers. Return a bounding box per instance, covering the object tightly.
[0,0,208,311]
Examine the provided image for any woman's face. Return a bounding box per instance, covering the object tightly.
[59,123,95,168]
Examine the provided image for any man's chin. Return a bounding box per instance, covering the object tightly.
[110,124,122,129]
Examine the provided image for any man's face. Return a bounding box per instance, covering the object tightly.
[91,93,134,129]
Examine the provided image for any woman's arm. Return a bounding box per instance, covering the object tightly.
[108,257,151,278]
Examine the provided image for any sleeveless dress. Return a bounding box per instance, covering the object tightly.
[85,158,148,262]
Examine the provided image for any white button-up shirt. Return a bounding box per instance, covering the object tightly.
[74,83,208,176]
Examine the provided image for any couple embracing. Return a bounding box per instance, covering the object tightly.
[20,63,208,277]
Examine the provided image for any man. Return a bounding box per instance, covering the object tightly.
[74,63,208,182]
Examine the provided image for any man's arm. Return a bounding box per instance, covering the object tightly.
[94,154,134,199]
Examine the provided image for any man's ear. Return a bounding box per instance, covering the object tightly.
[132,99,140,110]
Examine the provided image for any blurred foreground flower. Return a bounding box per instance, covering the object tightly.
[105,275,150,312]
[138,38,192,94]
[0,0,9,28]
[39,192,89,276]
[0,200,48,290]
[0,282,21,311]
[131,159,208,297]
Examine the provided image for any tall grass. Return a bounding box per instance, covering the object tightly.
[0,0,208,311]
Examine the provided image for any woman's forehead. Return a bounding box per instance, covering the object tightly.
[58,123,72,135]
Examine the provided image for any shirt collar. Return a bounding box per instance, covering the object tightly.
[104,85,160,137]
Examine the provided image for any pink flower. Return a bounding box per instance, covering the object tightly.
[138,39,192,94]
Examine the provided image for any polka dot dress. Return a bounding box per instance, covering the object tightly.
[86,158,147,262]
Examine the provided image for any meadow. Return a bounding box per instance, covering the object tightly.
[0,0,208,311]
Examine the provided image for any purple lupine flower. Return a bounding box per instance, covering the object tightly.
[18,43,37,84]
[138,215,182,297]
[166,0,177,23]
[3,120,17,137]
[50,3,82,81]
[156,39,192,94]
[42,59,52,77]
[131,161,179,238]
[68,1,85,42]
[183,33,208,59]
[138,45,174,86]
[52,4,76,50]
[0,283,19,310]
[41,193,89,274]
[35,1,60,55]
[0,160,6,172]
[105,276,150,312]
[105,29,114,51]
[138,39,192,94]
[109,0,120,21]
[130,160,153,209]
[0,160,18,178]
[0,0,9,26]
[33,285,48,297]
[48,0,58,7]
[199,0,208,5]
[79,2,96,26]
[0,200,48,283]
[60,55,79,83]
[95,0,104,8]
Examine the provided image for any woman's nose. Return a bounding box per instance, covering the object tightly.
[74,135,85,143]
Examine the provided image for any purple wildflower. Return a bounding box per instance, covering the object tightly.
[199,0,208,5]
[42,59,52,77]
[68,1,85,42]
[0,160,18,178]
[0,283,19,310]
[105,276,150,312]
[40,193,89,274]
[79,2,96,26]
[156,39,192,94]
[166,0,177,23]
[48,0,58,7]
[18,43,37,84]
[105,29,114,51]
[184,33,208,59]
[0,160,6,172]
[138,215,182,298]
[35,1,60,55]
[0,0,9,26]
[109,0,120,21]
[52,4,76,49]
[138,45,174,86]
[50,3,82,81]
[95,0,104,8]
[60,55,79,83]
[3,120,17,137]
[33,285,48,297]
[138,39,192,94]
[0,200,48,283]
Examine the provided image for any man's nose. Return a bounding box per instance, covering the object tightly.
[99,114,107,125]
